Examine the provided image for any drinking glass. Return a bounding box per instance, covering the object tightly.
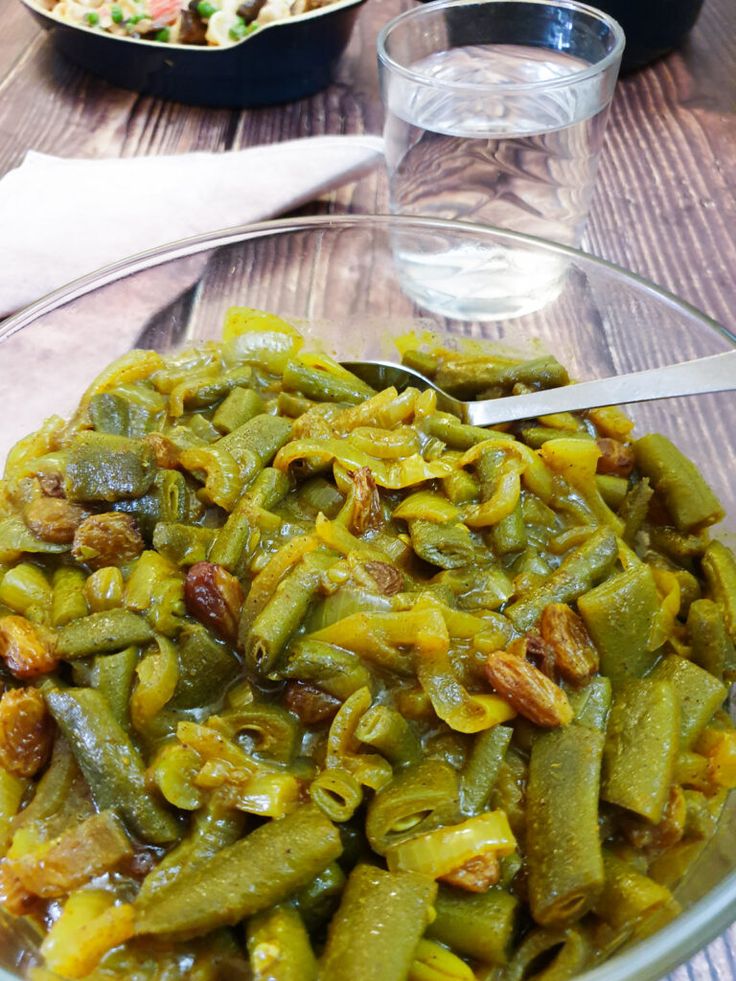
[377,0,625,319]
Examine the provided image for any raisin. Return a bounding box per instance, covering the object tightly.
[348,467,381,534]
[441,853,500,893]
[284,682,341,725]
[72,512,145,570]
[363,561,402,596]
[143,433,181,470]
[185,562,244,646]
[0,617,59,679]
[596,438,635,477]
[0,688,53,777]
[38,473,66,499]
[539,603,598,686]
[484,649,573,728]
[24,497,85,544]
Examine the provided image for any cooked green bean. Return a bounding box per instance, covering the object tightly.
[56,608,154,659]
[519,426,592,449]
[619,476,653,544]
[243,551,336,674]
[427,885,519,966]
[217,413,292,478]
[503,927,590,981]
[247,905,317,981]
[634,433,724,532]
[209,467,288,572]
[702,540,736,642]
[136,805,342,938]
[506,527,618,630]
[319,864,437,981]
[648,525,709,561]
[408,518,475,569]
[293,862,346,932]
[91,646,138,730]
[596,473,629,510]
[424,412,504,450]
[433,565,513,612]
[354,705,421,768]
[366,759,460,855]
[152,522,216,566]
[51,567,89,627]
[44,685,180,844]
[435,355,569,398]
[66,432,156,503]
[442,469,480,505]
[490,501,528,555]
[283,361,374,405]
[688,598,736,681]
[526,725,605,926]
[115,469,195,539]
[213,386,264,434]
[567,676,612,732]
[136,797,245,903]
[309,767,363,822]
[281,639,372,699]
[577,564,661,685]
[601,680,680,822]
[89,391,161,438]
[401,348,439,377]
[168,624,240,710]
[594,850,674,931]
[650,654,726,748]
[171,366,253,414]
[460,724,512,816]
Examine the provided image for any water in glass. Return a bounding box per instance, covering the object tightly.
[384,44,612,318]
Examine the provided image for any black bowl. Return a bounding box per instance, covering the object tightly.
[20,0,365,107]
[587,0,705,71]
[413,0,705,72]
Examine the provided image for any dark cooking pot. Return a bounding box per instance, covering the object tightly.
[588,0,705,71]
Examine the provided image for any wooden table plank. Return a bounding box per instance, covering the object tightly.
[586,0,736,327]
[4,0,733,326]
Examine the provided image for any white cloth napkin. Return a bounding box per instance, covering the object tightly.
[0,135,384,317]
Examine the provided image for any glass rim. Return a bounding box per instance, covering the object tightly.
[376,0,626,95]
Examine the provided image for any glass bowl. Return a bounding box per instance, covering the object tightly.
[0,214,735,981]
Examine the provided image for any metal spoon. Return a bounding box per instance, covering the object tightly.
[342,349,736,426]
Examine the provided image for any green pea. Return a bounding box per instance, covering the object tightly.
[110,4,123,22]
[85,11,99,25]
[197,1,217,16]
[229,15,248,39]
[155,26,170,41]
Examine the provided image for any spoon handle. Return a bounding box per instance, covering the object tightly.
[466,349,736,427]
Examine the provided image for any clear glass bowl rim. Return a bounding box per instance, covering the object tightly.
[375,0,626,96]
[1,212,735,981]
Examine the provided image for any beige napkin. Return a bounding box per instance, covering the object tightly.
[0,136,383,456]
[0,136,384,317]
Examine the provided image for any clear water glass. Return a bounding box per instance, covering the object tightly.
[377,0,625,319]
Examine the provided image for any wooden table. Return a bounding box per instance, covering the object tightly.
[2,0,735,331]
[1,0,736,978]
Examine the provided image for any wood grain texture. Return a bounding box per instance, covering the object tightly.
[585,0,736,327]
